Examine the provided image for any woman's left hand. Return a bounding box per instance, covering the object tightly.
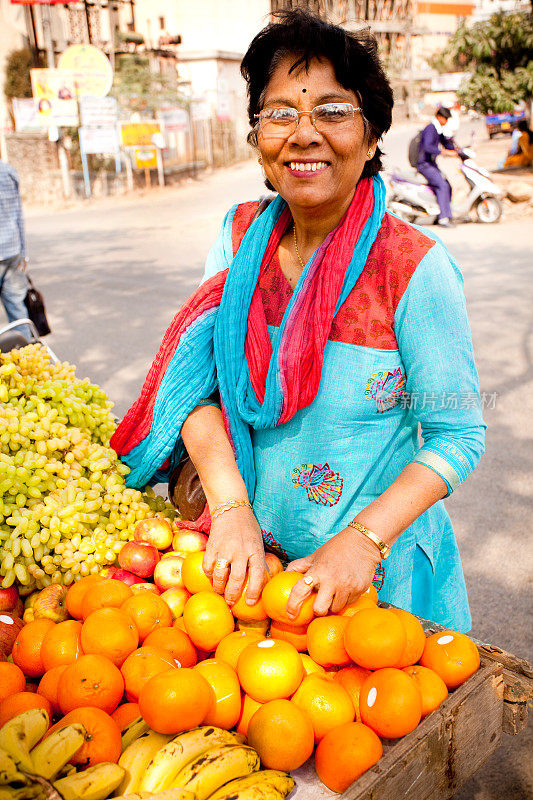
[285,527,382,618]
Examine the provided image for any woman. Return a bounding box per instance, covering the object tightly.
[112,10,485,632]
[504,120,533,168]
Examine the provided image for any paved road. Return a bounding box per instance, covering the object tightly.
[12,131,533,799]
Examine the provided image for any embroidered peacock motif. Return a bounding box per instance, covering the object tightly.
[365,367,406,413]
[291,463,343,506]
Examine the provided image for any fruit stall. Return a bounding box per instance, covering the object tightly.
[0,344,531,800]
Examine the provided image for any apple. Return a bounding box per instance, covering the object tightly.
[153,554,185,591]
[130,582,161,596]
[265,553,284,577]
[102,566,144,586]
[0,586,19,613]
[134,518,173,550]
[0,613,24,657]
[172,530,208,556]
[33,584,69,623]
[161,587,191,619]
[118,541,160,578]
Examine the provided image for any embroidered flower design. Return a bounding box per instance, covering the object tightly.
[262,531,289,562]
[372,563,385,591]
[291,463,343,506]
[365,367,406,413]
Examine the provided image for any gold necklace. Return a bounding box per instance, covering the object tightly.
[292,224,306,270]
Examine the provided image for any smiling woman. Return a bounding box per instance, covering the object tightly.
[112,10,486,633]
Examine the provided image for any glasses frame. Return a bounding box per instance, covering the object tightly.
[254,102,362,137]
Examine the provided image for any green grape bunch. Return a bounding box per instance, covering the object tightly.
[0,345,176,592]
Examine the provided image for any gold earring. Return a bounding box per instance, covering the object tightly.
[367,148,374,159]
[258,156,263,165]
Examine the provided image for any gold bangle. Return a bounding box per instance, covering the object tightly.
[347,520,391,560]
[210,499,253,522]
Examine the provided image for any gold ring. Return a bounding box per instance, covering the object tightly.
[214,558,230,571]
[303,575,316,587]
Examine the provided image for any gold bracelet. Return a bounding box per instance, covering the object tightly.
[210,499,253,522]
[347,520,391,560]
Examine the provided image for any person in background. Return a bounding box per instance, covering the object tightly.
[0,160,31,340]
[503,120,533,168]
[417,106,459,227]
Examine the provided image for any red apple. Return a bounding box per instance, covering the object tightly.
[102,566,144,586]
[134,518,173,551]
[118,541,160,578]
[0,613,24,657]
[130,582,161,596]
[33,584,69,623]
[265,552,284,577]
[0,586,19,613]
[160,587,190,619]
[172,530,208,556]
[153,554,185,591]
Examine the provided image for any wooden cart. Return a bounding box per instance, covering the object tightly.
[292,611,532,800]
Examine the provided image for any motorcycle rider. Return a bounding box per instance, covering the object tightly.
[417,107,459,227]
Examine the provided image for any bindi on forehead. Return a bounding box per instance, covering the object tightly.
[302,88,307,93]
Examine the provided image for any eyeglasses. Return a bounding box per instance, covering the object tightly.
[254,102,362,138]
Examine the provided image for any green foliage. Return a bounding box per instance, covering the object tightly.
[111,53,185,116]
[3,48,41,101]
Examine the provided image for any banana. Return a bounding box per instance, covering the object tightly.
[114,730,174,796]
[53,762,125,800]
[30,723,86,780]
[139,726,243,793]
[0,774,61,800]
[121,717,151,750]
[0,708,50,773]
[0,747,28,785]
[172,744,261,800]
[114,790,196,800]
[207,770,295,800]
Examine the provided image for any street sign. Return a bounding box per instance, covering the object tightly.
[133,147,158,169]
[58,44,113,98]
[12,98,42,132]
[79,126,119,155]
[30,68,78,126]
[120,121,161,147]
[80,96,118,127]
[158,106,189,132]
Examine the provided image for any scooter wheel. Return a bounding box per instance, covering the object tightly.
[475,196,502,223]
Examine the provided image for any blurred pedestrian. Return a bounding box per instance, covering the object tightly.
[503,120,533,168]
[0,160,32,340]
[417,107,459,227]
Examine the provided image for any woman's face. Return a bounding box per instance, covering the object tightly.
[257,55,375,215]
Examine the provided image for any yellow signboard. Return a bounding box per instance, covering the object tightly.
[58,44,113,98]
[30,68,78,126]
[134,146,158,169]
[120,122,162,147]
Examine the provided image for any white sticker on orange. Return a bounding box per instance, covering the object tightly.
[437,635,454,645]
[367,687,378,707]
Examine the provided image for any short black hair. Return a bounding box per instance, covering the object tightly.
[240,9,394,181]
[436,106,452,120]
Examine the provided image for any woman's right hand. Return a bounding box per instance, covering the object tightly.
[202,506,267,606]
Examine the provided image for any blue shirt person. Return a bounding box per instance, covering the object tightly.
[0,161,31,339]
[417,107,458,227]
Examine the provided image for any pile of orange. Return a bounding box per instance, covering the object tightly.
[1,554,481,793]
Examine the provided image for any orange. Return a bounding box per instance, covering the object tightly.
[344,607,406,670]
[138,668,214,734]
[111,702,141,731]
[215,630,263,671]
[300,654,326,677]
[58,654,124,715]
[41,619,83,671]
[307,616,351,667]
[46,707,122,767]
[0,692,52,727]
[181,552,214,594]
[0,662,26,703]
[336,595,376,617]
[37,665,68,716]
[12,619,55,678]
[81,579,133,619]
[183,592,235,652]
[403,665,448,717]
[237,639,304,703]
[315,721,382,792]
[262,571,315,626]
[360,667,422,738]
[81,607,139,667]
[230,573,269,622]
[66,575,104,620]
[269,620,308,652]
[363,584,379,603]
[194,659,241,730]
[143,627,197,668]
[236,693,263,736]
[419,630,480,689]
[292,674,355,742]
[247,699,314,771]
[121,593,173,642]
[265,553,284,577]
[333,665,372,721]
[391,608,426,668]
[120,646,179,702]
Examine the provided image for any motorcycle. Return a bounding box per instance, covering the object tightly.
[386,146,503,225]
